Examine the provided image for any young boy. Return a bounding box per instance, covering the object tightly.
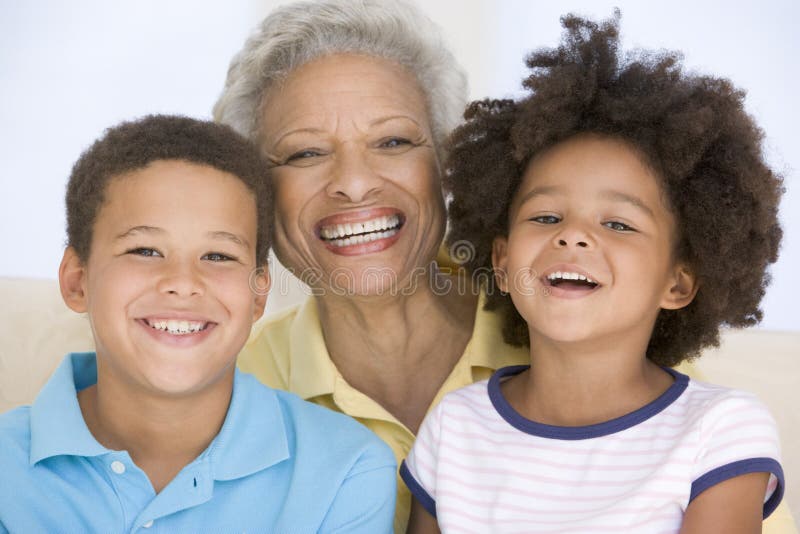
[0,115,396,532]
[402,13,785,533]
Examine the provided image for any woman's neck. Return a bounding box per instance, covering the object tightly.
[77,367,233,493]
[315,270,478,433]
[503,334,674,428]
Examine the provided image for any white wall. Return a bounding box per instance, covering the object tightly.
[1,0,797,331]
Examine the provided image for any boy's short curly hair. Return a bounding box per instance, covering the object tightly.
[66,114,272,265]
[444,12,783,367]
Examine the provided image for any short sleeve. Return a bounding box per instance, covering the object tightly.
[690,390,784,518]
[400,402,444,519]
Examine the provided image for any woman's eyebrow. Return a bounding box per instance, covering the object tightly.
[369,115,422,128]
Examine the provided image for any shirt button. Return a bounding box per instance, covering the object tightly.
[142,520,154,528]
[110,460,126,474]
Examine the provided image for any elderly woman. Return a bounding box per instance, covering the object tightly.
[214,1,526,529]
[214,1,795,532]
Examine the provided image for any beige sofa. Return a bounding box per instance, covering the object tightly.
[1,276,798,524]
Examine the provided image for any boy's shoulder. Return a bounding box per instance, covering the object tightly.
[0,405,33,458]
[239,371,395,468]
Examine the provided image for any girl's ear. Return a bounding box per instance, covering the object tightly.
[661,263,698,310]
[250,266,271,323]
[59,247,88,313]
[492,236,510,293]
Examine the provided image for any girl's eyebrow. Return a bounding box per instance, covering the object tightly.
[599,189,655,219]
[515,186,655,219]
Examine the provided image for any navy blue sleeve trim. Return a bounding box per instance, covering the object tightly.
[399,460,437,519]
[690,457,784,519]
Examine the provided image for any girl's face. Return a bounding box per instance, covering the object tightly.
[259,53,446,297]
[492,134,696,349]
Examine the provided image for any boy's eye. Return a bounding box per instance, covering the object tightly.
[530,215,561,224]
[203,252,236,262]
[603,220,635,232]
[126,247,162,258]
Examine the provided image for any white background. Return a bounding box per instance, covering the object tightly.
[1,0,797,331]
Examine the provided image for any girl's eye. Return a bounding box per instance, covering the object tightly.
[530,215,561,224]
[126,247,162,257]
[603,221,635,232]
[203,252,235,262]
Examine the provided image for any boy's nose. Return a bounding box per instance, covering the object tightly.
[156,262,205,297]
[325,147,383,203]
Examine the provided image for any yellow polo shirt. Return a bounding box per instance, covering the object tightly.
[237,296,796,533]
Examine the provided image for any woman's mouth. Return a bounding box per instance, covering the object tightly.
[315,210,405,255]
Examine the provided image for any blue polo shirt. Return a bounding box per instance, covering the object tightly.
[0,353,396,533]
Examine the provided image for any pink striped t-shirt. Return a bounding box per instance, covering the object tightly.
[401,366,783,533]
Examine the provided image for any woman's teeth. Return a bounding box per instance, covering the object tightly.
[148,319,208,335]
[320,214,402,247]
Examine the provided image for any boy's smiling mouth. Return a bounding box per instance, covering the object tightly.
[139,317,216,336]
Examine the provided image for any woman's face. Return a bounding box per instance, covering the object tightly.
[259,54,445,296]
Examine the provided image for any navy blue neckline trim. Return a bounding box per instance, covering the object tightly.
[488,365,689,440]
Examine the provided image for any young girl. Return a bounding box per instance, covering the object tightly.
[401,13,785,533]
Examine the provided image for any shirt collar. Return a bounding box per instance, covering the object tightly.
[285,281,526,402]
[464,290,527,371]
[208,370,290,481]
[30,353,290,482]
[30,352,108,465]
[288,297,338,401]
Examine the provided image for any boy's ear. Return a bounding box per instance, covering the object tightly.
[250,266,271,322]
[491,236,510,294]
[660,263,698,310]
[59,247,88,313]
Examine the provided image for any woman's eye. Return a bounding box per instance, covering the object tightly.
[603,221,635,232]
[203,252,235,262]
[283,149,325,166]
[378,137,412,150]
[126,247,162,257]
[530,215,561,224]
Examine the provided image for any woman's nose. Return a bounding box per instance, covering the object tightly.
[325,147,383,202]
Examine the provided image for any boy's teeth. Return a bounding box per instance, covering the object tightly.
[320,214,401,241]
[148,319,207,335]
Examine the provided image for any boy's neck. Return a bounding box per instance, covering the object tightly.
[503,335,674,428]
[77,366,234,493]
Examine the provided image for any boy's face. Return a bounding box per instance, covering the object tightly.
[492,135,696,348]
[59,160,268,397]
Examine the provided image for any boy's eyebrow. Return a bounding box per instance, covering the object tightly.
[207,231,251,248]
[115,226,163,240]
[115,227,251,248]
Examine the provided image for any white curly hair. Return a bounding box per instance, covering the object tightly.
[213,0,468,162]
